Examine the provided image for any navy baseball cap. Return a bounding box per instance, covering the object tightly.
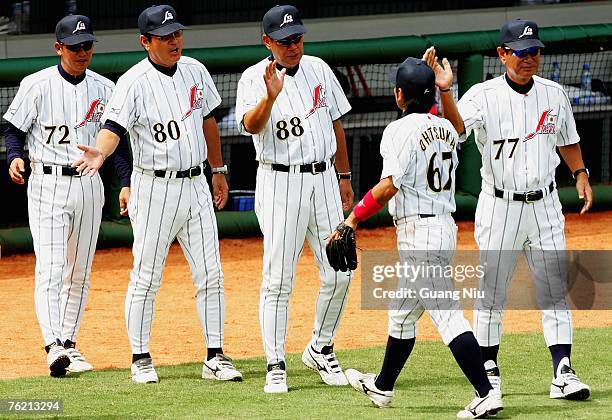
[263,5,307,40]
[56,15,96,45]
[500,18,545,50]
[138,5,186,36]
[389,57,435,100]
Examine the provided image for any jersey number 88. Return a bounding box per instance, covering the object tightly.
[276,117,304,140]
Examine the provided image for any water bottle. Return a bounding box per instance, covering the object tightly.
[580,63,593,105]
[22,1,29,33]
[550,62,561,83]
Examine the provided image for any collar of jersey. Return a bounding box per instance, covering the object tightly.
[504,73,534,95]
[268,55,300,77]
[57,64,86,85]
[148,56,178,77]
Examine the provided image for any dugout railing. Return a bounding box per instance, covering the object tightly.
[0,24,611,253]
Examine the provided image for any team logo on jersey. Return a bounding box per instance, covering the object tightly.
[75,99,105,128]
[280,13,293,27]
[181,84,204,121]
[524,109,557,141]
[519,25,533,38]
[306,84,328,118]
[162,10,174,24]
[73,21,86,33]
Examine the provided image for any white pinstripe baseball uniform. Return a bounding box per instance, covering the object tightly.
[102,55,226,354]
[236,55,353,364]
[3,65,111,347]
[458,74,578,347]
[381,112,471,345]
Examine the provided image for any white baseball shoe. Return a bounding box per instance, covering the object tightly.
[65,347,93,373]
[457,389,503,418]
[484,360,501,396]
[202,354,243,381]
[550,364,590,400]
[345,369,393,408]
[131,358,159,384]
[302,345,348,386]
[264,363,288,393]
[47,343,71,378]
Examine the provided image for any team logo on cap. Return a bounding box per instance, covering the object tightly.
[280,13,293,27]
[182,84,204,120]
[306,84,328,118]
[73,21,86,33]
[162,10,174,24]
[525,109,557,141]
[75,99,105,128]
[519,25,533,38]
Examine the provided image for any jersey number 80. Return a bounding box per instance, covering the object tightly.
[153,120,181,143]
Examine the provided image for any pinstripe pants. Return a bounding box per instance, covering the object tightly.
[388,214,472,345]
[29,172,104,346]
[125,172,225,354]
[473,189,572,347]
[255,166,352,365]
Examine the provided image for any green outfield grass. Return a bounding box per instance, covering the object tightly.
[0,328,609,419]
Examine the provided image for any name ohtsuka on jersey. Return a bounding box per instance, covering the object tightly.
[3,66,114,166]
[458,75,579,192]
[381,113,460,219]
[102,56,221,171]
[235,55,351,165]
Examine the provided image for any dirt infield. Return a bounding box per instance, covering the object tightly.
[1,211,611,380]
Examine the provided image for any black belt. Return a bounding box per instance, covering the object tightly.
[419,214,435,218]
[271,161,329,174]
[153,163,204,179]
[494,183,554,203]
[43,165,80,176]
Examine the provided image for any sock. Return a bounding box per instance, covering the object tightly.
[45,339,63,353]
[132,352,151,363]
[268,361,286,371]
[480,345,499,366]
[374,336,415,392]
[449,332,493,398]
[549,344,571,378]
[207,347,223,361]
[64,339,76,349]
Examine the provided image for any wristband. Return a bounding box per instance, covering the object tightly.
[353,190,383,221]
[337,172,352,181]
[572,167,589,179]
[439,87,451,92]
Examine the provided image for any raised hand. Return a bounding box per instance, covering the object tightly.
[422,46,453,91]
[264,60,286,100]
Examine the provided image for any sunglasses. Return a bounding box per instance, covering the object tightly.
[63,42,93,53]
[503,46,540,58]
[275,34,303,47]
[153,30,183,42]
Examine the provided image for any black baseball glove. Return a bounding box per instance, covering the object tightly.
[326,222,358,272]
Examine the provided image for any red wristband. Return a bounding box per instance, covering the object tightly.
[353,190,383,221]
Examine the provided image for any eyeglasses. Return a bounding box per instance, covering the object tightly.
[275,34,303,47]
[63,42,93,53]
[503,46,540,58]
[153,30,183,42]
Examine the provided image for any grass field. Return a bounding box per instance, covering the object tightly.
[0,328,609,419]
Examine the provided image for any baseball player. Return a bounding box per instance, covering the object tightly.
[429,18,592,400]
[329,57,502,418]
[72,5,242,384]
[235,5,354,393]
[3,15,131,377]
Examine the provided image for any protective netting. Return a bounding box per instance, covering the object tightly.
[1,48,610,195]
